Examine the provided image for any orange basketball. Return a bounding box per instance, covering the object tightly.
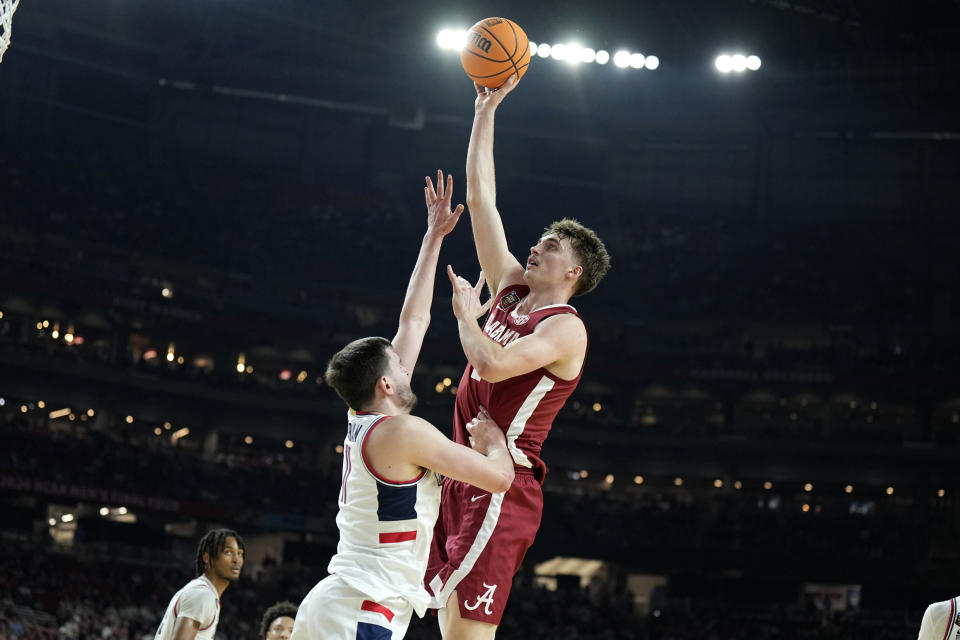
[460,17,530,89]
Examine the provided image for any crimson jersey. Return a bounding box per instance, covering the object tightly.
[453,284,585,482]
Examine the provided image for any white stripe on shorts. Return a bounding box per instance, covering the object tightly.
[427,491,504,610]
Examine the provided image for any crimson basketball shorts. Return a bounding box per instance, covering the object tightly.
[425,468,543,625]
[291,575,414,640]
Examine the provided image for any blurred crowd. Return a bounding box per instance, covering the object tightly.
[2,413,955,571]
[0,541,933,640]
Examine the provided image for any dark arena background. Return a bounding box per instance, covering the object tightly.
[2,1,960,638]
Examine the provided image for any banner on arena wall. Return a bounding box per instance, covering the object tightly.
[1,473,182,512]
[1,474,329,530]
[803,583,862,611]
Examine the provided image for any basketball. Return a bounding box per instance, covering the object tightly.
[460,17,530,89]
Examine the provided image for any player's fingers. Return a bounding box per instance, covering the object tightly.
[446,264,458,286]
[474,271,486,293]
[436,169,444,199]
[425,175,435,199]
[445,173,454,202]
[451,204,464,221]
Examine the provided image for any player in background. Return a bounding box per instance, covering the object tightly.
[917,596,960,640]
[290,171,515,640]
[154,529,245,640]
[426,76,611,639]
[259,601,297,640]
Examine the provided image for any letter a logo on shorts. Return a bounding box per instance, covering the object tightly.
[463,583,497,616]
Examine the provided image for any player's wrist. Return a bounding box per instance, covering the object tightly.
[424,227,446,242]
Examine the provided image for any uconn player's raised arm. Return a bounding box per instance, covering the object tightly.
[370,410,514,494]
[465,76,526,297]
[391,170,464,375]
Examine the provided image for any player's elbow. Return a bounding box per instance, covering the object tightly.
[465,191,493,211]
[492,466,515,493]
[472,359,512,384]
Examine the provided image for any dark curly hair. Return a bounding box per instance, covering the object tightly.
[195,529,245,576]
[259,601,298,639]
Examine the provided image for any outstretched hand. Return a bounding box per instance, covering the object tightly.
[447,265,493,321]
[424,169,464,236]
[474,75,518,114]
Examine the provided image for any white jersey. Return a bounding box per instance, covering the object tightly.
[918,596,960,640]
[327,410,442,616]
[154,576,220,640]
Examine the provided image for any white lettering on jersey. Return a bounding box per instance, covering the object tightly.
[463,583,497,615]
[482,319,520,346]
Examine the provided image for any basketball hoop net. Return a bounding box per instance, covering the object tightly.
[0,0,21,63]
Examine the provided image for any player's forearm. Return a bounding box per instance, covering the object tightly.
[482,444,515,493]
[457,316,503,381]
[466,111,497,211]
[397,230,445,330]
[466,111,513,289]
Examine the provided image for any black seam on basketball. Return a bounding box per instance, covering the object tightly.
[478,23,522,78]
[462,47,511,64]
[467,68,518,80]
[505,20,519,58]
[467,59,528,80]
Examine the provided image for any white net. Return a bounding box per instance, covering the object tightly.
[0,0,21,63]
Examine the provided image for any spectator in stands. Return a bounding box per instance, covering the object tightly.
[258,602,297,640]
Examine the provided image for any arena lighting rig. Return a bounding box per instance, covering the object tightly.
[439,28,765,76]
[436,28,659,71]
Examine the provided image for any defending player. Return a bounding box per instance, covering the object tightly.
[425,77,611,638]
[154,529,245,640]
[290,172,515,640]
[917,596,960,640]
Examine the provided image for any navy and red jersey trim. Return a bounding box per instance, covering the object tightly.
[942,598,957,640]
[361,600,395,622]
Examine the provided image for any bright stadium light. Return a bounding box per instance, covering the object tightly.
[564,43,583,64]
[550,43,567,61]
[613,50,631,68]
[529,41,537,56]
[731,54,747,72]
[537,43,552,58]
[436,29,467,50]
[595,49,610,64]
[715,54,732,72]
[645,55,660,70]
[581,47,596,63]
[629,53,645,69]
[746,55,761,70]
